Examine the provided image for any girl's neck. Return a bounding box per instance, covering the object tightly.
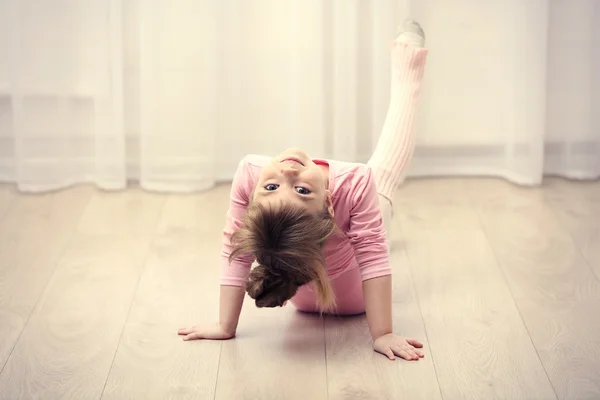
[317,164,330,189]
[311,158,330,190]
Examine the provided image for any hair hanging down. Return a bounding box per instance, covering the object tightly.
[229,201,338,311]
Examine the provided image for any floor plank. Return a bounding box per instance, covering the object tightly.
[0,186,93,371]
[214,303,328,400]
[1,177,599,400]
[0,233,152,399]
[468,178,600,400]
[77,186,166,235]
[394,179,480,234]
[325,304,440,400]
[398,179,555,400]
[0,184,16,220]
[405,228,557,400]
[545,178,600,281]
[0,187,165,399]
[101,234,222,400]
[325,230,441,400]
[156,186,230,236]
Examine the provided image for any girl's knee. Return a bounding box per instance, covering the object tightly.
[291,301,319,313]
[290,296,365,315]
[290,289,320,313]
[377,194,392,240]
[330,306,365,316]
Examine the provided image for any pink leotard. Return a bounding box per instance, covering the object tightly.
[219,154,391,313]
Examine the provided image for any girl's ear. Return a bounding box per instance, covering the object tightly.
[325,190,334,217]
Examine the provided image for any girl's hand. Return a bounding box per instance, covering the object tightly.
[373,333,425,361]
[177,323,235,341]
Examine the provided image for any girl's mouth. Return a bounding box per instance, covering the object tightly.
[280,157,304,166]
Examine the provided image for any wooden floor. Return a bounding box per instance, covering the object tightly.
[0,177,599,400]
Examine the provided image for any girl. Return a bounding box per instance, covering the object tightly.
[179,19,428,362]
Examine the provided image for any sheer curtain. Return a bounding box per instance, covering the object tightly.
[0,0,598,193]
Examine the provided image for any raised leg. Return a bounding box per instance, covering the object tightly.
[368,20,428,219]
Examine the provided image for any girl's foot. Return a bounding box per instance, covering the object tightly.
[395,19,425,48]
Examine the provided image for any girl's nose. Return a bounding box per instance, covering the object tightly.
[281,167,299,176]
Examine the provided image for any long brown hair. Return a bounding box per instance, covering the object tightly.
[229,201,338,311]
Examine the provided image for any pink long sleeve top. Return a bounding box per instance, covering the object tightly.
[220,154,391,286]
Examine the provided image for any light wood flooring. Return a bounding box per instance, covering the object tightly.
[0,177,599,400]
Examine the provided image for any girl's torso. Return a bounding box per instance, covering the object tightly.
[240,154,377,279]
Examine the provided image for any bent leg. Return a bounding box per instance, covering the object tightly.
[378,193,393,241]
[291,266,367,316]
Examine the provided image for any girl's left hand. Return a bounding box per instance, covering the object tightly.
[373,333,425,361]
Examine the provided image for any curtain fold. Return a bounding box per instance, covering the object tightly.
[0,0,598,193]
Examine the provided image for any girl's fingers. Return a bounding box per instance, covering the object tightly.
[406,338,423,348]
[398,347,417,360]
[178,328,192,335]
[183,332,203,341]
[393,345,421,361]
[385,348,396,360]
[396,349,412,360]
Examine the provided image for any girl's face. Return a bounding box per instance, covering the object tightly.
[253,148,333,216]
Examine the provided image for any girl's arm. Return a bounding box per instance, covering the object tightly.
[178,285,245,341]
[362,275,393,340]
[219,285,246,336]
[347,167,424,360]
[179,158,256,341]
[217,157,257,334]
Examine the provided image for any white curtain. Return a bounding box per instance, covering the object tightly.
[0,0,598,193]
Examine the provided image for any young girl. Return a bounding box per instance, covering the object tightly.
[179,19,428,362]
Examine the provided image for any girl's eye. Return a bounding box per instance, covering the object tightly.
[265,184,279,191]
[295,187,311,195]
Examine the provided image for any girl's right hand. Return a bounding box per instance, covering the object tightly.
[178,323,235,341]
